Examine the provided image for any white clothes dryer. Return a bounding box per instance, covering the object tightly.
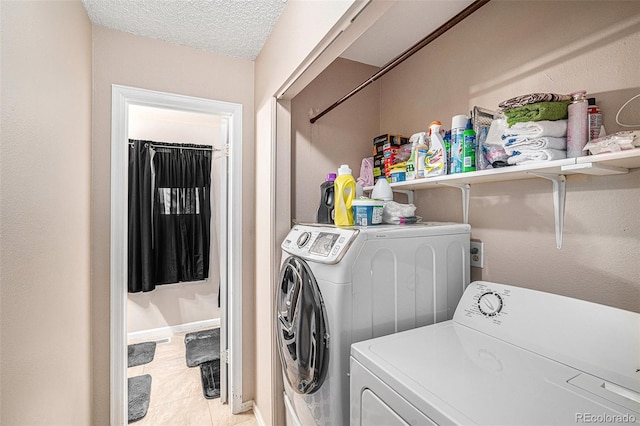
[350,281,640,425]
[277,222,471,426]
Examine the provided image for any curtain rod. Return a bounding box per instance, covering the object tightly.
[128,141,217,152]
[309,0,491,124]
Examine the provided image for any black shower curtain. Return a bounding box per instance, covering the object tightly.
[128,140,212,293]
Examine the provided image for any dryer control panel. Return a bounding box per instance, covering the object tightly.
[281,225,359,264]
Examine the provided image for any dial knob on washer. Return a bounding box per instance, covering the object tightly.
[297,232,311,248]
[478,291,503,317]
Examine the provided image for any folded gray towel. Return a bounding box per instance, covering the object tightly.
[499,93,571,110]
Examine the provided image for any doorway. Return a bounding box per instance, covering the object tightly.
[110,85,245,425]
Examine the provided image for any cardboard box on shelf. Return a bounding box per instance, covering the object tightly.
[373,134,409,181]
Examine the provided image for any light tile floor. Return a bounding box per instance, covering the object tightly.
[128,330,256,426]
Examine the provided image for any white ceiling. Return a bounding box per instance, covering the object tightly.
[340,0,474,67]
[82,0,474,67]
[82,0,287,61]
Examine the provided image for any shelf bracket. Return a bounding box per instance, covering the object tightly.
[530,173,566,249]
[392,189,414,205]
[438,183,470,224]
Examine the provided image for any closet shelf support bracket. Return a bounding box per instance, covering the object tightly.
[529,173,566,249]
[437,183,470,224]
[392,189,414,205]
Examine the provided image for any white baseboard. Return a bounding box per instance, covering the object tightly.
[253,402,266,426]
[127,318,220,343]
[234,399,254,414]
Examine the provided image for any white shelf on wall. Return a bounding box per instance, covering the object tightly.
[364,148,640,249]
[364,149,640,192]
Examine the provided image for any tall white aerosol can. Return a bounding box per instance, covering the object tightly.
[567,90,588,158]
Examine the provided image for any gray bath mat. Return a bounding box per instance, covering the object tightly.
[200,359,221,399]
[184,328,220,367]
[128,374,152,423]
[128,341,156,368]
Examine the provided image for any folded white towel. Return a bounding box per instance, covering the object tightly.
[485,118,509,146]
[507,148,567,165]
[503,137,566,153]
[503,120,567,139]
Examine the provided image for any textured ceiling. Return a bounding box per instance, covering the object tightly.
[82,0,287,61]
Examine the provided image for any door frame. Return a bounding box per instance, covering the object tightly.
[110,85,244,424]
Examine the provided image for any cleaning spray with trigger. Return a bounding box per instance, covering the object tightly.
[425,121,446,176]
[410,132,429,178]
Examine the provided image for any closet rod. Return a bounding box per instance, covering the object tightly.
[309,0,491,124]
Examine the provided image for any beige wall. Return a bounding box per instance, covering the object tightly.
[1,1,92,424]
[291,2,639,314]
[377,0,640,312]
[91,27,255,423]
[291,58,380,223]
[254,1,359,423]
[127,106,223,335]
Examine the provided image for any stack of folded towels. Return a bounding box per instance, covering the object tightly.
[498,92,571,165]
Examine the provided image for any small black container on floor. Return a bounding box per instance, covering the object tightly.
[200,359,221,399]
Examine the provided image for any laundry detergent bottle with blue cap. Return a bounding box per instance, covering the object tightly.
[334,164,356,226]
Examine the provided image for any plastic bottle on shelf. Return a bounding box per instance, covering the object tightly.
[425,121,446,176]
[334,164,356,227]
[462,118,476,173]
[450,115,467,174]
[405,138,418,180]
[587,97,603,142]
[316,173,336,224]
[443,130,452,174]
[567,90,588,158]
[410,132,429,178]
[371,176,393,201]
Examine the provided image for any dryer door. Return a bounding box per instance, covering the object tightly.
[277,256,329,394]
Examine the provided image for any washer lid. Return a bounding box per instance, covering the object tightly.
[351,323,640,425]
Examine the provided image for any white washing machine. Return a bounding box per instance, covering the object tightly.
[277,222,471,426]
[350,281,640,425]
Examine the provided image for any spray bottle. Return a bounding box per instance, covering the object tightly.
[462,118,476,173]
[410,132,429,178]
[425,121,446,177]
[334,164,356,226]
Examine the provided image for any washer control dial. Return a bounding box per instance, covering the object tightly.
[478,291,503,317]
[297,232,311,248]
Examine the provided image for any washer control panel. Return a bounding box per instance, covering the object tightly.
[477,291,504,317]
[281,225,359,264]
[459,282,512,326]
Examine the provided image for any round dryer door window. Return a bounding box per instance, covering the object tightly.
[276,256,329,394]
